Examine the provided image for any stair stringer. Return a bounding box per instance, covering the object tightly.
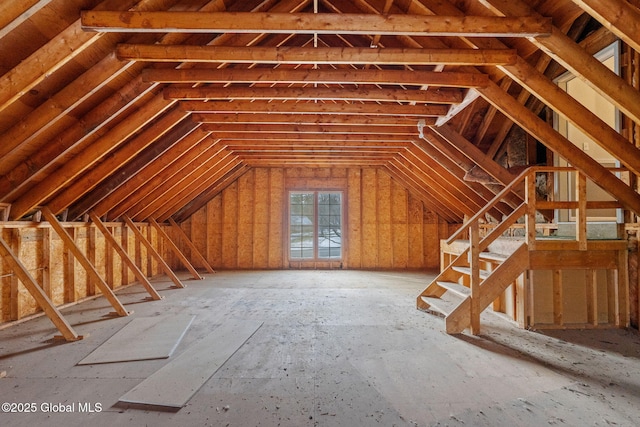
[417,248,470,310]
[445,243,529,334]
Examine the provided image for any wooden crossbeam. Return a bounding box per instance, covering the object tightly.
[164,86,464,104]
[142,68,490,88]
[220,139,411,148]
[191,113,434,126]
[122,216,186,289]
[168,218,215,274]
[117,45,517,66]
[40,206,130,317]
[88,211,163,301]
[83,11,552,37]
[0,235,83,342]
[202,123,417,135]
[214,133,414,142]
[148,218,204,279]
[181,100,449,116]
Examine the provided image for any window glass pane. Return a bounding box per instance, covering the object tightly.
[290,193,314,259]
[317,192,341,259]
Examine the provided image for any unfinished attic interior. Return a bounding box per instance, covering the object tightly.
[2,0,640,424]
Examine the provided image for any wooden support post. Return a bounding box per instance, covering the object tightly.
[576,172,587,250]
[148,217,203,280]
[0,203,10,221]
[586,270,597,326]
[89,212,162,301]
[0,235,84,342]
[525,172,537,250]
[168,217,215,274]
[553,269,563,327]
[9,229,20,321]
[63,227,76,304]
[41,227,51,298]
[41,207,130,317]
[469,221,481,335]
[122,216,186,289]
[618,248,630,327]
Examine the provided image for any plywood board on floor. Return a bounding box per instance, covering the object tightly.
[118,319,263,409]
[77,314,195,365]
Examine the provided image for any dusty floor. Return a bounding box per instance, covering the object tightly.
[1,270,640,426]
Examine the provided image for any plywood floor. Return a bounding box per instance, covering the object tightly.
[1,270,640,426]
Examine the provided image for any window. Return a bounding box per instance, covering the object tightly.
[289,191,342,260]
[554,42,621,222]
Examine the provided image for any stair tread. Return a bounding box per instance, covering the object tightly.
[479,251,508,262]
[451,266,490,279]
[419,296,458,318]
[436,281,471,297]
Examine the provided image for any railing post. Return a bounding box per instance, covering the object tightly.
[469,220,481,335]
[576,171,587,250]
[525,171,537,250]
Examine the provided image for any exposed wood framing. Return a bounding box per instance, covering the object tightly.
[570,0,640,53]
[122,215,185,288]
[141,68,490,88]
[148,218,203,280]
[117,45,518,66]
[83,12,552,37]
[40,207,130,317]
[0,235,83,341]
[168,218,215,273]
[89,212,163,301]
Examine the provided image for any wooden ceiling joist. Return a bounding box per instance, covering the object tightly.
[142,68,490,88]
[82,11,552,37]
[117,45,518,66]
[164,86,465,104]
[181,100,449,117]
[191,113,435,127]
[204,123,417,135]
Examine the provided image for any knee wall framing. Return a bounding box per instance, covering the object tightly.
[0,221,176,324]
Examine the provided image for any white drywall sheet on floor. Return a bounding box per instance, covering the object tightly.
[77,314,195,365]
[119,320,263,408]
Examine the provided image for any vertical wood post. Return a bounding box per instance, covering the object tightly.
[586,270,597,326]
[553,269,563,327]
[9,229,20,321]
[469,221,481,335]
[576,171,587,250]
[617,247,629,327]
[525,171,537,250]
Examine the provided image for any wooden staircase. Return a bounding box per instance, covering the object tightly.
[417,242,529,334]
[417,165,627,334]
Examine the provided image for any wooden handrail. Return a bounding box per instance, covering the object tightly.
[446,165,626,245]
[447,166,531,244]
